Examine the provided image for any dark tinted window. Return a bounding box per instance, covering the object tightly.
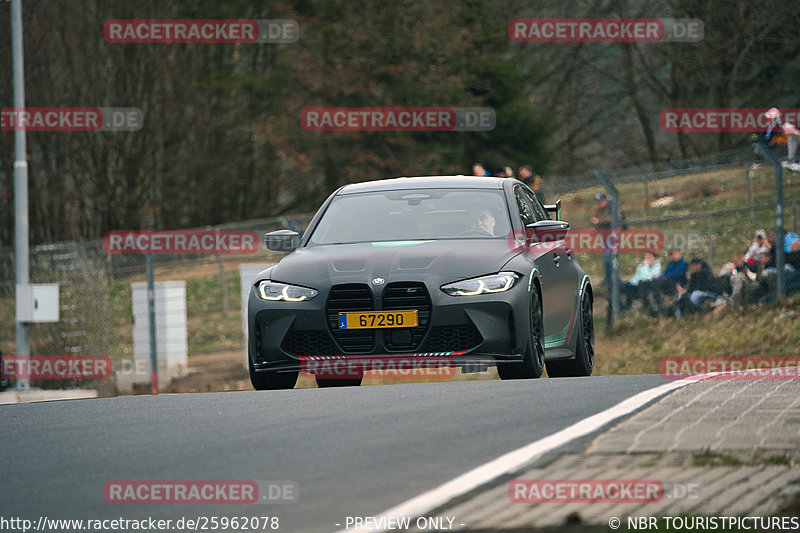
[514,187,536,227]
[523,187,549,221]
[309,189,511,244]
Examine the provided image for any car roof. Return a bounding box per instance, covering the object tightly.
[337,175,510,195]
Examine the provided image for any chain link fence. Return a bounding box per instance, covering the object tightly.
[3,146,799,394]
[560,145,800,328]
[0,213,314,395]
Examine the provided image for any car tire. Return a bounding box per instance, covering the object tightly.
[315,377,363,388]
[546,291,594,377]
[498,287,544,380]
[248,354,298,390]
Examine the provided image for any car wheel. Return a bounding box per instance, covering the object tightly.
[498,287,544,380]
[546,291,594,377]
[316,377,363,387]
[248,353,298,390]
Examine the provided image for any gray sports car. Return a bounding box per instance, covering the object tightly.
[247,176,594,389]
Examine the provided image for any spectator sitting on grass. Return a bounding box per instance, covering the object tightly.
[637,247,687,317]
[620,252,661,311]
[673,258,726,318]
[744,229,769,272]
[787,240,800,292]
[791,238,800,264]
[785,232,800,253]
[749,239,800,302]
[720,252,756,308]
[768,229,800,255]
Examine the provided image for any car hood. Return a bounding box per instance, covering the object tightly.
[268,239,522,287]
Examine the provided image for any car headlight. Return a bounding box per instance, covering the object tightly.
[256,281,318,302]
[441,272,520,296]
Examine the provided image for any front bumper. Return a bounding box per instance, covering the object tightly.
[248,279,531,373]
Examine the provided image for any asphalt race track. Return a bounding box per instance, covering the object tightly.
[0,375,668,532]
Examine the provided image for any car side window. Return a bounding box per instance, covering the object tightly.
[523,187,549,221]
[514,187,536,228]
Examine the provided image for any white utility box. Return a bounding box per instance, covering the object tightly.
[16,284,60,323]
[123,281,188,390]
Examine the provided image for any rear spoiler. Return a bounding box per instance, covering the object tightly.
[544,199,561,221]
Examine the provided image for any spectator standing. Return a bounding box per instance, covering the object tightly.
[783,120,800,162]
[590,193,614,286]
[491,165,508,178]
[520,165,547,204]
[472,163,489,177]
[761,108,784,145]
[519,165,534,185]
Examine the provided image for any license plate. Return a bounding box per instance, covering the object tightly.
[338,310,418,329]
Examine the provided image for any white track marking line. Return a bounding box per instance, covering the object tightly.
[334,379,693,533]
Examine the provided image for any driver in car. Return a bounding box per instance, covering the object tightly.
[467,205,496,236]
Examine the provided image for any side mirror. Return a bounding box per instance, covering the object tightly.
[265,230,299,253]
[526,220,570,245]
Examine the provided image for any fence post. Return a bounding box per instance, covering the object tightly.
[219,257,229,313]
[146,254,158,394]
[706,215,713,271]
[594,171,620,333]
[747,166,754,222]
[753,143,786,300]
[643,179,649,216]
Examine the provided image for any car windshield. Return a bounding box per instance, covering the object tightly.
[308,188,511,245]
